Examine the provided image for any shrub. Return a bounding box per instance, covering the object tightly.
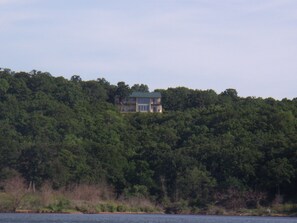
[47,197,71,212]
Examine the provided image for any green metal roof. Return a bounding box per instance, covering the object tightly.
[129,91,161,98]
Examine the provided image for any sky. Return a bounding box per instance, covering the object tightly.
[1,0,297,99]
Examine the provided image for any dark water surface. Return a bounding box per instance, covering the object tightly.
[0,214,297,223]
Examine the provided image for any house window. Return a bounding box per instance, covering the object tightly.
[138,105,149,112]
[137,98,150,104]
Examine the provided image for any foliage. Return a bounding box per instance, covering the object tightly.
[1,69,297,211]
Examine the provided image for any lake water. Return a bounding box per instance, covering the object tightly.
[0,214,297,223]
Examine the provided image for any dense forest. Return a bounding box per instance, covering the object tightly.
[0,69,297,213]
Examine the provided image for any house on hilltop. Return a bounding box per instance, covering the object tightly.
[116,91,162,113]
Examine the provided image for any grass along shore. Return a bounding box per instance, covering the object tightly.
[0,177,162,214]
[1,177,297,216]
[1,190,297,216]
[0,189,162,214]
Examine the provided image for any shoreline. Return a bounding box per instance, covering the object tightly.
[14,210,164,215]
[8,210,295,217]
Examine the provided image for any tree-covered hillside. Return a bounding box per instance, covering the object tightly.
[1,69,297,212]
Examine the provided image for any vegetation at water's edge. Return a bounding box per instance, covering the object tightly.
[0,178,160,213]
[0,68,297,215]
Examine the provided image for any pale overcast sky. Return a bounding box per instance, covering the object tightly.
[1,0,297,99]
